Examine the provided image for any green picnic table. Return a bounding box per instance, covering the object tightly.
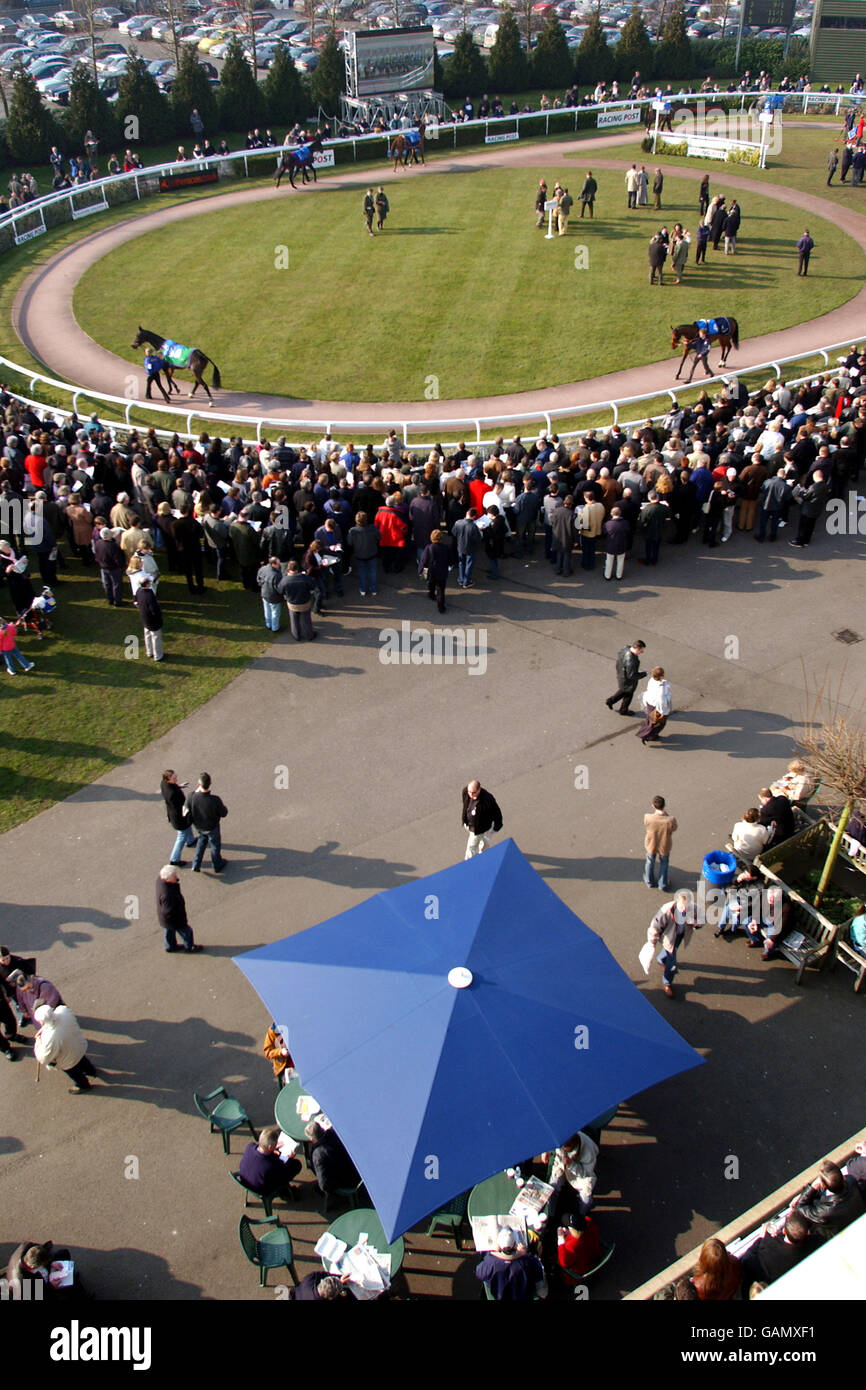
[273,1076,320,1143]
[323,1208,405,1279]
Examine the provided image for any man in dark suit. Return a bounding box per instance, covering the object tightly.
[739,1211,819,1288]
[462,781,503,858]
[606,640,646,715]
[789,470,829,548]
[305,1121,359,1196]
[156,866,201,952]
[239,1125,301,1198]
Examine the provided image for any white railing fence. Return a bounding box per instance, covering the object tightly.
[0,340,854,453]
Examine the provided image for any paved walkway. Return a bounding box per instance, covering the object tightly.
[14,133,866,428]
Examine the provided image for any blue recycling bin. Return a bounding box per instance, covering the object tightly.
[702,851,737,886]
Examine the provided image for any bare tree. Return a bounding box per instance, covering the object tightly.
[151,0,186,72]
[73,0,101,79]
[797,673,866,908]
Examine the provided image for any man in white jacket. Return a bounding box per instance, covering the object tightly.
[33,1004,99,1094]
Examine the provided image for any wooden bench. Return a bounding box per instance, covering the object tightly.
[833,924,866,993]
[750,860,838,985]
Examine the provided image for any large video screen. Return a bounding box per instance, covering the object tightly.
[349,27,435,96]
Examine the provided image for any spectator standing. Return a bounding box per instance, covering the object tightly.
[797,229,814,276]
[156,866,202,952]
[462,780,503,859]
[646,891,697,998]
[643,794,677,891]
[134,575,163,662]
[257,555,284,632]
[161,768,197,866]
[188,772,228,874]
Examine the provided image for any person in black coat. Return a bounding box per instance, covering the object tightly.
[739,1211,819,1289]
[305,1122,359,1194]
[290,1271,349,1301]
[278,561,317,641]
[92,527,126,606]
[419,529,451,614]
[172,505,205,594]
[602,507,630,580]
[606,640,646,714]
[701,480,728,548]
[723,200,741,253]
[134,576,164,661]
[483,508,507,579]
[155,866,201,952]
[710,196,727,250]
[161,769,196,866]
[790,470,829,547]
[462,781,503,857]
[758,789,796,848]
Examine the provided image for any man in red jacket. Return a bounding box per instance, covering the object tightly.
[373,497,409,573]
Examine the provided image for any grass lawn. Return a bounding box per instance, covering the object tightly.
[0,565,269,832]
[73,167,866,402]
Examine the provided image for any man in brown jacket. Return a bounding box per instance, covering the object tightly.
[644,794,677,891]
[738,453,769,531]
[578,492,605,570]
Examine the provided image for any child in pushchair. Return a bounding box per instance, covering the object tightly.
[16,587,56,640]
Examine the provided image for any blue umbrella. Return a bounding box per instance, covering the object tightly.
[234,838,703,1242]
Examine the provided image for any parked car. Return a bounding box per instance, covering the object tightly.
[93,7,127,24]
[118,13,160,35]
[53,11,87,30]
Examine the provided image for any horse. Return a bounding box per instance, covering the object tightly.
[274,132,325,189]
[131,327,222,403]
[671,316,739,379]
[388,118,426,172]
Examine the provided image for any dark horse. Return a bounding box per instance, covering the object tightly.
[388,118,426,172]
[274,132,325,189]
[131,327,222,403]
[671,316,740,379]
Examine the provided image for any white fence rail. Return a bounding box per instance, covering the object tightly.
[0,87,857,251]
[0,340,854,452]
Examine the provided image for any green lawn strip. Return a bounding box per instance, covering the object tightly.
[0,567,269,832]
[74,166,866,403]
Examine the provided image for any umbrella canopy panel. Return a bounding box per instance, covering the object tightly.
[235,839,703,1242]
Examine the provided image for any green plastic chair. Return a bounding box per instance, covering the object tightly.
[238,1215,299,1288]
[426,1190,470,1249]
[193,1085,256,1154]
[323,1178,366,1214]
[231,1170,274,1218]
[569,1242,616,1296]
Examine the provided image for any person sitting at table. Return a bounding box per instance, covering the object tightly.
[556,1210,602,1283]
[757,788,796,849]
[305,1120,360,1196]
[738,1211,819,1291]
[238,1125,302,1202]
[544,1130,599,1215]
[262,1021,294,1089]
[730,808,772,863]
[475,1228,548,1301]
[289,1271,350,1301]
[770,759,817,803]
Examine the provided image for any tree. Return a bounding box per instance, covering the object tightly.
[531,13,572,89]
[6,64,61,164]
[151,0,186,71]
[217,34,263,130]
[170,45,217,140]
[443,29,488,98]
[575,10,614,85]
[262,42,307,127]
[615,1,654,83]
[311,26,344,115]
[116,51,174,146]
[64,61,118,153]
[653,0,692,79]
[73,0,101,80]
[488,7,529,94]
[798,679,866,910]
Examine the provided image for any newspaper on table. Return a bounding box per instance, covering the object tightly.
[296,1093,322,1123]
[471,1214,527,1252]
[315,1233,392,1299]
[509,1176,554,1220]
